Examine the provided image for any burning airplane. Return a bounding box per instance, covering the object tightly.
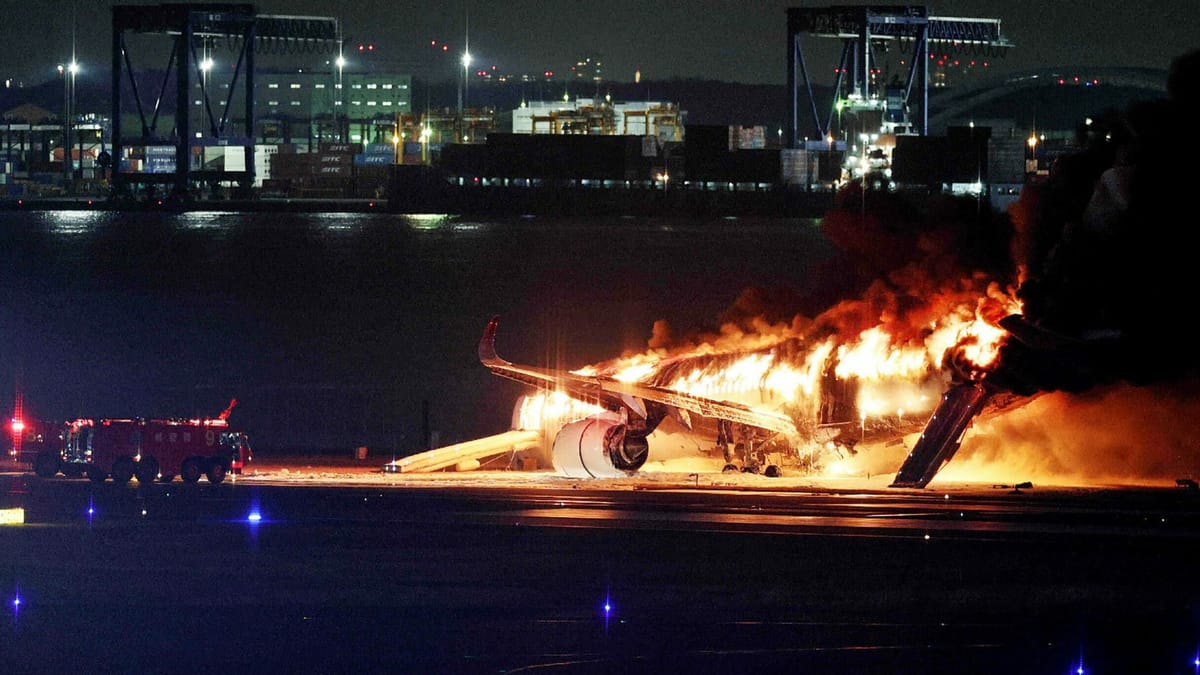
[480,264,1018,484]
[477,50,1200,487]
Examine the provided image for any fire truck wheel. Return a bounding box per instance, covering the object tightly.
[86,466,107,483]
[33,452,60,478]
[135,456,159,484]
[181,458,203,483]
[111,457,135,484]
[206,461,227,485]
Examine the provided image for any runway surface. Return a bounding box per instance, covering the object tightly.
[2,459,1199,674]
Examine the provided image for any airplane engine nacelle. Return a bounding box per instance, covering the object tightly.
[552,411,649,478]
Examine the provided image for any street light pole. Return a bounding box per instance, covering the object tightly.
[199,53,212,171]
[460,51,472,143]
[335,51,346,143]
[60,61,79,190]
[59,64,68,185]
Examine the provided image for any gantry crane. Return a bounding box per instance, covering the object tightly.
[785,5,1012,148]
[111,3,339,202]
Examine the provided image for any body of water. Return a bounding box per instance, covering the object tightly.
[0,209,831,455]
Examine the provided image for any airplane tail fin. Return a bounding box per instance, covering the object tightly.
[478,315,504,366]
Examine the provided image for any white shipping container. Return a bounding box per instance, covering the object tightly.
[225,147,246,172]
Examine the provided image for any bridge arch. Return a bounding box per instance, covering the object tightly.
[927,67,1167,132]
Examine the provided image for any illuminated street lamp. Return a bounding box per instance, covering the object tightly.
[392,131,400,165]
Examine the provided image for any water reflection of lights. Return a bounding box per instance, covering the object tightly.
[178,211,235,230]
[309,212,364,231]
[404,214,488,233]
[47,209,106,235]
[404,213,454,229]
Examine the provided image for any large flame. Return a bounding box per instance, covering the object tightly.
[518,274,1023,479]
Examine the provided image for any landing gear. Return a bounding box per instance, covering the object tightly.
[715,420,786,477]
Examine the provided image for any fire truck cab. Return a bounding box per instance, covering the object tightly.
[8,417,64,466]
[35,416,252,485]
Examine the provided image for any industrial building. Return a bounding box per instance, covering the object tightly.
[0,3,1170,214]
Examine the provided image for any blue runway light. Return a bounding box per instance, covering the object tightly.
[600,589,615,634]
[601,588,614,617]
[247,511,263,523]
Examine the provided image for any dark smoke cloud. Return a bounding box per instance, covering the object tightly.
[1008,48,1200,388]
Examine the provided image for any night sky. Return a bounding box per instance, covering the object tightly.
[6,1,1195,87]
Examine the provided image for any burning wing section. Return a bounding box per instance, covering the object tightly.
[479,316,800,478]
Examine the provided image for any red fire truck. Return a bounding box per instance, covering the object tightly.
[33,402,252,484]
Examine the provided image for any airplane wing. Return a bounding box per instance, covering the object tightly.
[479,316,800,437]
